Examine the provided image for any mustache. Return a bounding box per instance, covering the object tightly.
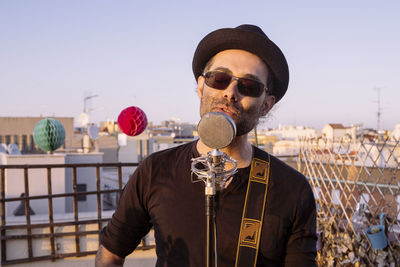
[213,99,241,115]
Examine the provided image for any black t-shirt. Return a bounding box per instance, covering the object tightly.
[100,141,317,266]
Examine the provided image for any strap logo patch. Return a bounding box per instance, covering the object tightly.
[249,159,269,184]
[239,218,261,249]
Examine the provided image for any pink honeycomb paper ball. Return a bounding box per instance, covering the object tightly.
[117,106,148,136]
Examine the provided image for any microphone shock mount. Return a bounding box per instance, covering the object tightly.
[191,149,238,192]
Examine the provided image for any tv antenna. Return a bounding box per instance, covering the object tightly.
[373,87,382,131]
[83,94,99,113]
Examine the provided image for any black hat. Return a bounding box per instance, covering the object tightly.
[192,24,289,102]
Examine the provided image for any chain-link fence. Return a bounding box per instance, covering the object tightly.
[298,136,400,266]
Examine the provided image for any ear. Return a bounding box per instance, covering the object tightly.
[261,94,275,116]
[197,75,205,99]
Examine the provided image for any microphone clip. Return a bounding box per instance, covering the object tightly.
[191,149,238,193]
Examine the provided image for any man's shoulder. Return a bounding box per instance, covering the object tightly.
[253,146,308,186]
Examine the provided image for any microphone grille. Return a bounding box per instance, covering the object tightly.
[197,112,236,149]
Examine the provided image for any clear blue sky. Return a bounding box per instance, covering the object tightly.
[1,1,399,130]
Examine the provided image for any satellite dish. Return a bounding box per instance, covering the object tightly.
[0,143,7,154]
[78,113,89,127]
[7,144,21,155]
[88,125,99,140]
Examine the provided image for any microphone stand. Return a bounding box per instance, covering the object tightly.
[191,149,237,267]
[205,149,223,267]
[205,179,214,267]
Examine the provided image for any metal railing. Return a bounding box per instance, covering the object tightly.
[0,162,155,265]
[3,136,399,265]
[298,136,400,266]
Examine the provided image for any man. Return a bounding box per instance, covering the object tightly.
[96,24,317,266]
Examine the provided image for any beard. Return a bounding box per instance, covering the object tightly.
[199,94,264,136]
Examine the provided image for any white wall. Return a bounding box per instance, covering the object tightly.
[356,143,398,167]
[1,153,103,216]
[118,135,140,163]
[118,133,156,163]
[1,154,66,216]
[391,123,400,139]
[64,153,103,213]
[272,140,299,156]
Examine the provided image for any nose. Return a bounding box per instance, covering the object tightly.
[223,80,239,102]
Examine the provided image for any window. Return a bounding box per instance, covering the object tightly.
[76,184,87,201]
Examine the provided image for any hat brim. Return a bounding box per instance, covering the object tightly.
[192,27,289,102]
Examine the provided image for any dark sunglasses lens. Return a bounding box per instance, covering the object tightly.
[238,79,263,97]
[205,71,264,97]
[205,72,232,90]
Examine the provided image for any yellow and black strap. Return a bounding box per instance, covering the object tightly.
[235,153,270,267]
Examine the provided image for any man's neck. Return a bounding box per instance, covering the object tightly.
[196,134,253,169]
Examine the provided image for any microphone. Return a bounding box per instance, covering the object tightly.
[117,106,148,136]
[192,112,239,266]
[197,112,236,149]
[191,112,238,191]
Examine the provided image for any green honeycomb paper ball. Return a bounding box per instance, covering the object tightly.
[33,118,66,152]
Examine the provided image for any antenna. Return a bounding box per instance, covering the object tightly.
[374,87,382,131]
[83,94,99,113]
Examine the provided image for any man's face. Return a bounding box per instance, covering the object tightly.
[197,49,275,136]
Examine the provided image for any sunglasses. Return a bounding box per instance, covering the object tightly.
[202,70,267,97]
